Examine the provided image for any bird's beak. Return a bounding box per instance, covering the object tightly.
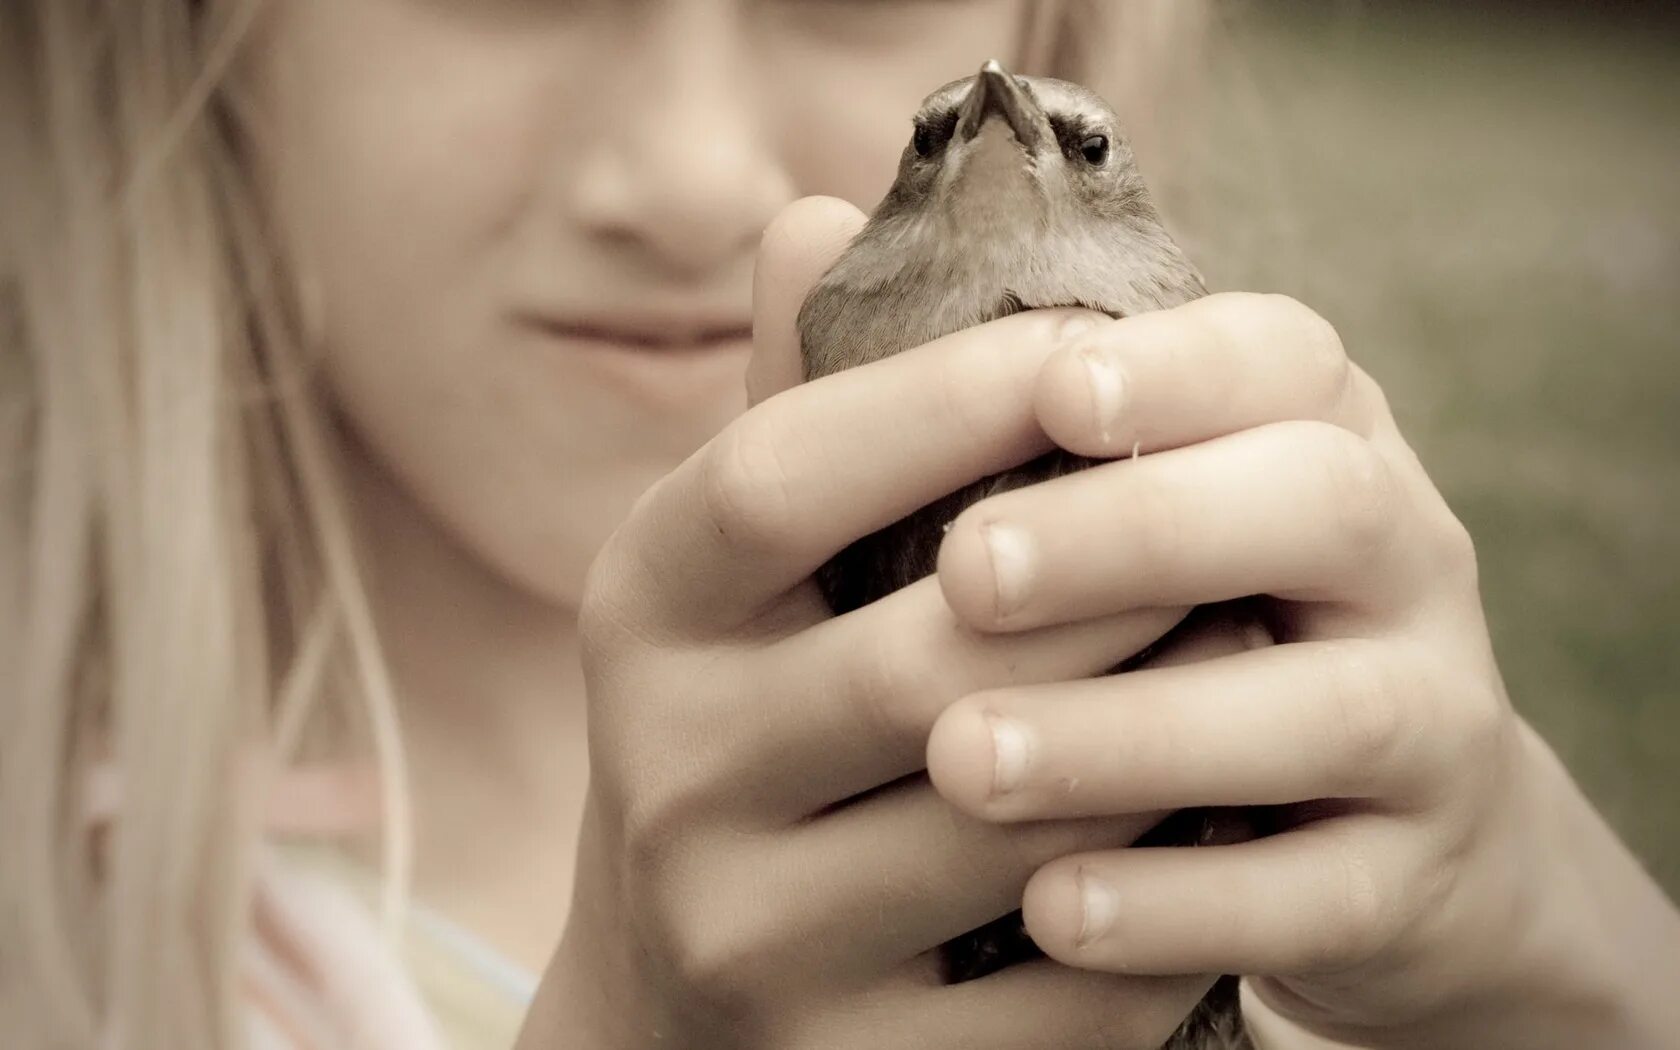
[957,59,1042,149]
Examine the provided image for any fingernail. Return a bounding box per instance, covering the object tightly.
[980,520,1034,619]
[1077,868,1120,947]
[1078,346,1126,447]
[986,714,1032,796]
[1058,312,1102,344]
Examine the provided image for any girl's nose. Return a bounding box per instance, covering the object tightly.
[568,5,794,279]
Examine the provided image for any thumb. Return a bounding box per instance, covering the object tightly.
[748,196,867,407]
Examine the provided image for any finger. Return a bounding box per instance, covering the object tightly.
[600,304,1107,642]
[774,778,1166,975]
[745,574,1186,819]
[1034,292,1385,458]
[797,962,1214,1050]
[1122,600,1274,672]
[928,639,1439,822]
[1022,817,1413,978]
[749,196,866,406]
[751,596,1256,818]
[937,420,1420,633]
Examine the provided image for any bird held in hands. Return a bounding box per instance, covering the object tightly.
[799,59,1206,611]
[796,61,1249,1050]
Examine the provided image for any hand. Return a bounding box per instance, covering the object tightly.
[922,292,1680,1048]
[520,197,1222,1050]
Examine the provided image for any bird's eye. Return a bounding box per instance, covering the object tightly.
[1080,134,1110,166]
[912,123,937,158]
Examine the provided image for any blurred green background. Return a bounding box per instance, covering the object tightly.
[1166,3,1678,892]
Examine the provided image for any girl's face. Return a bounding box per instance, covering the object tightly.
[248,0,1028,604]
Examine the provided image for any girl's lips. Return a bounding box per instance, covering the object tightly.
[543,319,754,350]
[522,316,756,408]
[524,307,754,346]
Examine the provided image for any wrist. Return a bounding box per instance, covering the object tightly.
[1396,720,1680,1050]
[514,802,674,1050]
[1510,720,1680,1048]
[514,895,635,1048]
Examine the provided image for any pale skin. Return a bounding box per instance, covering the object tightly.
[244,1,1680,1048]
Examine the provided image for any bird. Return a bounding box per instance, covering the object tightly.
[799,59,1207,610]
[797,61,1249,1050]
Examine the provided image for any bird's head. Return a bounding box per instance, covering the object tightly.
[799,59,1203,371]
[876,60,1154,241]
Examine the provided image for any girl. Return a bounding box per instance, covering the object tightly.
[3,2,1675,1048]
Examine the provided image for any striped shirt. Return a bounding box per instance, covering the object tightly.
[247,845,537,1050]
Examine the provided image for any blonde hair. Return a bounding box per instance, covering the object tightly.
[0,2,1203,1047]
[2,3,408,1047]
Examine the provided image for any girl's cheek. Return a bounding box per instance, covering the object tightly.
[243,1,593,282]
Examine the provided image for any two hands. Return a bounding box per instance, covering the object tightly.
[522,198,1680,1050]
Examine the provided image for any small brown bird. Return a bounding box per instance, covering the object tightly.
[798,62,1248,1050]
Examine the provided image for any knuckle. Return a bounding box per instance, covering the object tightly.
[623,836,776,1002]
[1302,424,1400,567]
[621,779,716,887]
[577,552,642,659]
[1318,837,1396,971]
[1118,476,1185,596]
[701,419,797,555]
[1465,683,1512,751]
[653,893,766,1001]
[581,517,672,655]
[621,794,679,880]
[932,337,1007,447]
[1440,671,1513,772]
[1216,293,1351,400]
[1297,303,1353,398]
[1265,293,1351,393]
[1349,363,1393,421]
[1323,645,1410,780]
[852,624,947,750]
[1433,511,1482,590]
[577,475,692,655]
